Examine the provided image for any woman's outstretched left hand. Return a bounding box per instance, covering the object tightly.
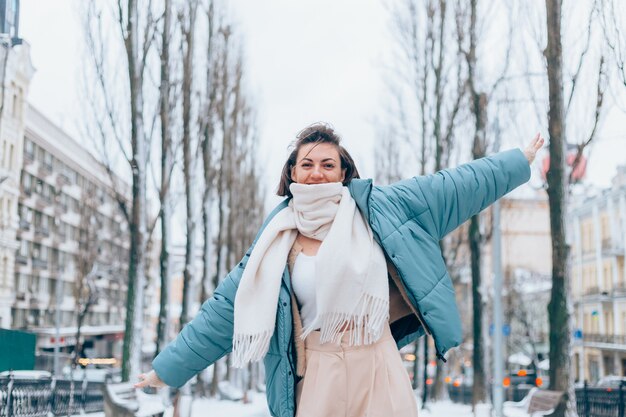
[134,370,166,389]
[523,133,545,164]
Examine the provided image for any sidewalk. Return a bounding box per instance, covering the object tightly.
[178,392,476,417]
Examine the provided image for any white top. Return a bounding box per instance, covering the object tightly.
[292,252,318,330]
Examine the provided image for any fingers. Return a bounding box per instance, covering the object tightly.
[134,373,150,388]
[534,133,544,150]
[134,374,144,388]
[529,133,544,151]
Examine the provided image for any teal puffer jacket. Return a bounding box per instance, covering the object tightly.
[152,149,530,417]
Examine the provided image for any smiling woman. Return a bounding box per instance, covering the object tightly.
[276,124,359,196]
[140,123,542,417]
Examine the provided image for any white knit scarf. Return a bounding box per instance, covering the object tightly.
[232,182,389,368]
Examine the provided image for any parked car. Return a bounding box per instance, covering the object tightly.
[596,376,626,389]
[62,366,121,382]
[0,370,52,380]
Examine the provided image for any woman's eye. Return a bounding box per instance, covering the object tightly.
[301,163,312,168]
[325,164,335,169]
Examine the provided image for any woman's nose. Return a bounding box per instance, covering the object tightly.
[311,166,323,177]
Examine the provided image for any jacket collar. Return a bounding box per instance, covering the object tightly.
[348,178,373,224]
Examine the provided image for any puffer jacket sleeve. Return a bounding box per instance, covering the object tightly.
[151,200,289,389]
[387,148,530,240]
[151,265,243,388]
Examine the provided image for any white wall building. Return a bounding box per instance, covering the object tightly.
[570,167,626,382]
[0,37,34,328]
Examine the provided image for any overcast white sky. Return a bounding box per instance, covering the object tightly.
[18,0,626,198]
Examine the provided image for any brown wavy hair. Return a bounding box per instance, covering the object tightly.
[276,123,360,198]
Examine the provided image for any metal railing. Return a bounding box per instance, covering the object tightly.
[583,333,626,346]
[0,373,104,417]
[448,382,626,417]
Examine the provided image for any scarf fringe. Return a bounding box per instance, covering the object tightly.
[232,329,273,368]
[301,293,389,346]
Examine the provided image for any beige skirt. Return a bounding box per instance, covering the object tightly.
[295,324,418,417]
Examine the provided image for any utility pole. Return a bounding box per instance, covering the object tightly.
[53,275,62,375]
[492,119,504,417]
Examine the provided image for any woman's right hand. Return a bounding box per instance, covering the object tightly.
[134,370,167,389]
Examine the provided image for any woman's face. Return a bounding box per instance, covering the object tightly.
[291,143,346,185]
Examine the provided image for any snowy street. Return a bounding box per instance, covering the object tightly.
[166,392,476,417]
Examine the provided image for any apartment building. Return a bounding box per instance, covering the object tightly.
[11,105,131,365]
[448,189,552,371]
[571,167,626,382]
[0,37,33,328]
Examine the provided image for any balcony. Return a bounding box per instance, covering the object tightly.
[583,333,626,346]
[601,238,624,256]
[32,258,48,270]
[57,173,70,185]
[34,227,50,237]
[19,219,30,230]
[584,286,601,296]
[15,254,28,265]
[39,162,52,176]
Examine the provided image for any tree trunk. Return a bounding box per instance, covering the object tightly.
[121,0,148,383]
[545,0,576,416]
[196,2,216,398]
[465,0,490,405]
[180,0,199,329]
[422,338,429,408]
[155,0,172,358]
[469,214,488,406]
[412,340,420,390]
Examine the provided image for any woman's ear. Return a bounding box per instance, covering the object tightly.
[291,165,297,182]
[341,168,346,182]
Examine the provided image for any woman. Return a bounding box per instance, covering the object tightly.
[136,124,544,417]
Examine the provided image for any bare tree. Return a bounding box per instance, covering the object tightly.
[179,0,200,329]
[71,188,101,371]
[454,0,515,406]
[384,0,466,403]
[155,0,177,358]
[544,1,577,415]
[199,0,217,318]
[82,0,158,381]
[599,0,626,95]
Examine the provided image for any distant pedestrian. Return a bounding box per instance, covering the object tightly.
[136,123,543,417]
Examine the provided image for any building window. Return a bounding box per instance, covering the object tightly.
[18,239,28,257]
[64,281,73,298]
[48,278,56,298]
[8,144,13,170]
[40,246,48,262]
[36,146,46,165]
[40,277,49,295]
[43,152,53,171]
[32,242,41,259]
[1,256,8,288]
[24,139,34,159]
[16,273,27,293]
[12,308,25,328]
[602,261,612,290]
[28,274,38,294]
[11,92,18,118]
[22,172,31,194]
[34,178,43,194]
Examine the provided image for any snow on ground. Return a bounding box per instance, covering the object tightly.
[171,391,479,417]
